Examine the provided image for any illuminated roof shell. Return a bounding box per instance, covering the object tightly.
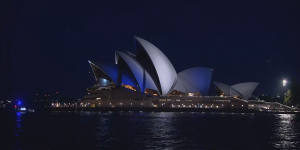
[231,82,259,100]
[214,81,259,100]
[214,82,241,97]
[135,37,177,95]
[174,67,213,95]
[88,60,113,82]
[116,51,158,92]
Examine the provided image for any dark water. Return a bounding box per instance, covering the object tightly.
[1,111,300,150]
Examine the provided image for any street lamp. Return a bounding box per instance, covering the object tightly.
[281,79,288,104]
[282,79,288,87]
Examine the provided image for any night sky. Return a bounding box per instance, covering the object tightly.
[1,0,299,99]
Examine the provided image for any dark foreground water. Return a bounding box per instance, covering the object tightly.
[1,111,300,150]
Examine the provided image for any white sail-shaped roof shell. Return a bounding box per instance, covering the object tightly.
[231,82,259,100]
[214,82,241,97]
[135,37,177,95]
[116,51,158,92]
[214,81,259,100]
[174,67,213,95]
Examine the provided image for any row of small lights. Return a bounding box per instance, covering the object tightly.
[51,101,246,109]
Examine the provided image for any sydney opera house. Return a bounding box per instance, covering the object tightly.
[77,37,292,112]
[87,37,213,97]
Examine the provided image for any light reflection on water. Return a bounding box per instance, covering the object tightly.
[15,112,24,150]
[9,111,300,150]
[272,114,299,149]
[145,112,179,149]
[16,112,23,134]
[95,112,206,150]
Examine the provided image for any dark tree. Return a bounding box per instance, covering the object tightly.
[290,82,300,106]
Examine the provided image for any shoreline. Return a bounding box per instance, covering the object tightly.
[37,107,300,114]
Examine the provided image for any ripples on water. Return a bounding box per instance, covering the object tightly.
[272,114,299,149]
[0,111,299,150]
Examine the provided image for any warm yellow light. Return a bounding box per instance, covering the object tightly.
[188,93,194,96]
[123,85,136,91]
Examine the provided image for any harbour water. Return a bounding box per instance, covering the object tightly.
[1,111,300,150]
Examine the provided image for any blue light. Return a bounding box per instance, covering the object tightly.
[16,111,22,117]
[99,78,110,86]
[16,100,22,107]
